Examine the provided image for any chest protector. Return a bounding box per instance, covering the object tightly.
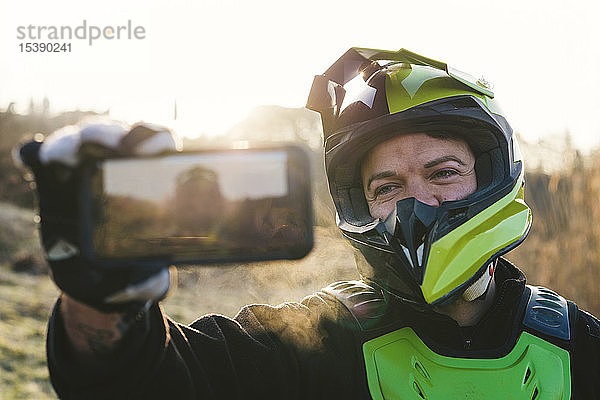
[323,282,573,400]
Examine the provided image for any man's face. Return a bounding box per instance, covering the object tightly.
[361,133,477,220]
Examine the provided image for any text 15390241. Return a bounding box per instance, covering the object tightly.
[19,42,71,53]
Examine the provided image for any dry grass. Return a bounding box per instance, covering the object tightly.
[0,267,58,399]
[508,153,600,315]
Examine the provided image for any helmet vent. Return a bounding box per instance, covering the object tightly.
[446,207,467,225]
[384,197,437,282]
[324,132,345,153]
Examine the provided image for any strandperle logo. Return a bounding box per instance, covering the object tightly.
[16,20,146,45]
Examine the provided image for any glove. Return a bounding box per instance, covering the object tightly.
[19,119,181,313]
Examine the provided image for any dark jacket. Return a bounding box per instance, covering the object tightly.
[47,259,600,399]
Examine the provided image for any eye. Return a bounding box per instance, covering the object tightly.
[430,169,458,180]
[374,184,401,198]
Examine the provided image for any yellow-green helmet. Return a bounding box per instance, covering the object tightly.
[307,48,531,306]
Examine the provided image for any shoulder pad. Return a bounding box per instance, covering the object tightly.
[523,285,570,341]
[322,281,387,331]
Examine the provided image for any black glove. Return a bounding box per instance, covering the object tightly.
[19,120,180,313]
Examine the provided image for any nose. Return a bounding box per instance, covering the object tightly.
[404,180,441,207]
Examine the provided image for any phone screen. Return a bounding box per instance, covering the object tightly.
[85,148,312,265]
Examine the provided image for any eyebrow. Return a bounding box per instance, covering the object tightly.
[423,155,466,169]
[365,155,467,190]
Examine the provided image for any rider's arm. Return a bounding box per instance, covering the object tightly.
[59,294,125,363]
[47,291,364,400]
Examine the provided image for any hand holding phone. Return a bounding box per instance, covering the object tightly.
[19,120,178,312]
[20,119,313,312]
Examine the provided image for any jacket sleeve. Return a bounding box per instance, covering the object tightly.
[47,292,364,400]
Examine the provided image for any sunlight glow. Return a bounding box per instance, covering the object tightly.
[2,0,600,147]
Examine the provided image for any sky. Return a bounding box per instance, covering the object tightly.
[2,0,600,150]
[105,151,287,201]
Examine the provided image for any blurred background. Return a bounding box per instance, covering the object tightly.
[2,0,600,398]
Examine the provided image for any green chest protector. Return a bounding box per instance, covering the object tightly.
[323,282,573,400]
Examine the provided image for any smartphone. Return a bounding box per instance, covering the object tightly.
[79,146,313,267]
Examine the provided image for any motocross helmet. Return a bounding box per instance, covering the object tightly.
[307,48,531,306]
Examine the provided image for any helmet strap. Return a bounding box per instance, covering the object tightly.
[461,260,497,302]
